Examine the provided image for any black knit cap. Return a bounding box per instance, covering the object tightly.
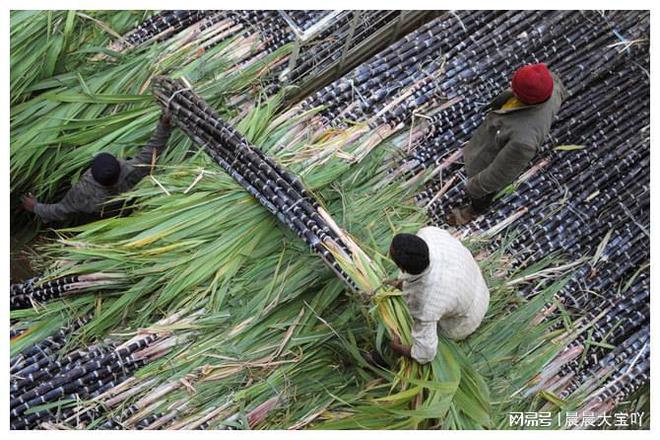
[91,153,121,186]
[389,233,430,275]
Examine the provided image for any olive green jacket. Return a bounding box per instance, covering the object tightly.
[463,72,566,199]
[33,120,172,223]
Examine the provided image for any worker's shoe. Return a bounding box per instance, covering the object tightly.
[447,206,478,226]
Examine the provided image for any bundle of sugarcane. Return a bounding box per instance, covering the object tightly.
[524,324,649,427]
[509,138,647,244]
[108,10,328,76]
[295,11,490,124]
[296,11,499,124]
[267,11,504,165]
[151,75,361,291]
[559,270,649,376]
[11,316,91,375]
[105,9,312,65]
[11,272,124,310]
[10,310,195,429]
[553,259,647,347]
[265,11,401,92]
[163,10,280,59]
[578,329,650,417]
[105,10,214,54]
[556,325,649,421]
[531,247,649,373]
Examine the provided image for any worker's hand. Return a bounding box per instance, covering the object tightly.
[21,194,37,212]
[446,208,458,226]
[383,278,404,290]
[161,111,172,128]
[390,334,412,359]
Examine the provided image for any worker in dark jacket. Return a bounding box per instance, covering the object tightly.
[448,63,566,226]
[22,112,173,225]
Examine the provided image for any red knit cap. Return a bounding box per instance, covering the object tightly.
[511,63,554,105]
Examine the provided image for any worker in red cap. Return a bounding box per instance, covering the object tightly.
[448,63,566,226]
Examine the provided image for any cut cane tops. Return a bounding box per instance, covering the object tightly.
[401,226,490,364]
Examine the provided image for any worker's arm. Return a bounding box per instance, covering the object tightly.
[390,334,411,358]
[29,180,95,223]
[467,138,536,200]
[126,114,173,183]
[409,320,438,364]
[389,320,438,364]
[383,279,404,290]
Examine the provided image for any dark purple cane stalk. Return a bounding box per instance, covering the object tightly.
[9,327,162,429]
[10,273,124,310]
[109,11,213,52]
[10,316,91,374]
[151,76,364,292]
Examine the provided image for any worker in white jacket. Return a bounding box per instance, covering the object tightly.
[386,226,490,364]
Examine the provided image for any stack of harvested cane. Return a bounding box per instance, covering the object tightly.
[10,317,142,429]
[102,10,287,77]
[266,11,403,91]
[151,76,362,292]
[294,11,499,127]
[10,311,195,429]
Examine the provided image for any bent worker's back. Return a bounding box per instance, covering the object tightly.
[403,226,489,363]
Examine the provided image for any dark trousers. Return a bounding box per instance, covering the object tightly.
[470,193,495,214]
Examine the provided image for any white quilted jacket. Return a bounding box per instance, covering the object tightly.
[401,226,490,364]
